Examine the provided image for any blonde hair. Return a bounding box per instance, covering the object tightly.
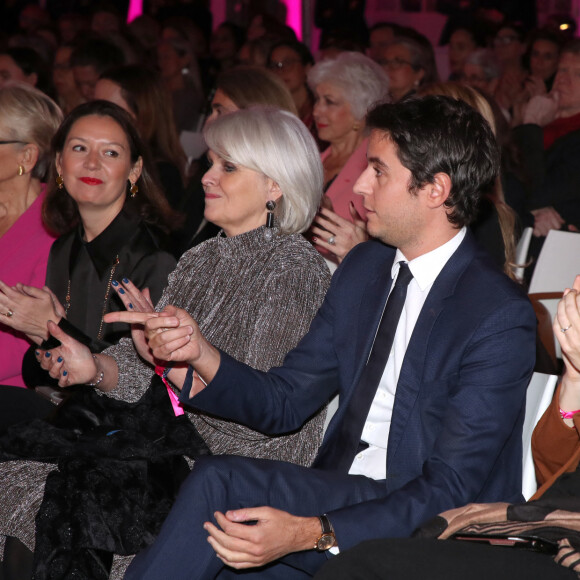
[0,82,63,180]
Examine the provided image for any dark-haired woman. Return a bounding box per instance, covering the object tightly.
[0,100,176,385]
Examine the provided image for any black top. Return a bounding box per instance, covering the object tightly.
[22,209,176,387]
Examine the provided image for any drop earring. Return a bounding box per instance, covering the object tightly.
[56,174,64,189]
[130,181,138,198]
[264,200,276,241]
[17,165,24,176]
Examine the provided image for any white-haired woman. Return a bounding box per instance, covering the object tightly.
[307,52,389,265]
[0,107,331,580]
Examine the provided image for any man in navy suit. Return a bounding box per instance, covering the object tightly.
[124,95,536,579]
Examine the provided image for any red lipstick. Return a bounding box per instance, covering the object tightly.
[80,177,103,185]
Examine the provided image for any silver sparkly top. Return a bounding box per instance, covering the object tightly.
[105,226,332,465]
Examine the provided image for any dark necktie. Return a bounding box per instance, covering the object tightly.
[314,262,414,472]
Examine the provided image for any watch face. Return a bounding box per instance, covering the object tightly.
[317,534,335,551]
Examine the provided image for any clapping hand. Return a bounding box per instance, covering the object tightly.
[0,282,64,343]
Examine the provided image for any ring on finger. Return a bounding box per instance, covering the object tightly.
[561,324,572,333]
[2,309,13,317]
[328,236,336,246]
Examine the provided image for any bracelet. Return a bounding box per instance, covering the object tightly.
[87,355,104,387]
[559,407,580,420]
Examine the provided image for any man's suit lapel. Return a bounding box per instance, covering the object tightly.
[386,233,478,464]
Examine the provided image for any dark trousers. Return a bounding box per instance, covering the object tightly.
[125,455,385,580]
[313,538,578,580]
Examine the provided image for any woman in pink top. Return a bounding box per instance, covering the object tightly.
[0,84,62,387]
[307,52,389,265]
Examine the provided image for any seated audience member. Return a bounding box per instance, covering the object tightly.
[377,34,439,103]
[524,29,563,95]
[52,43,84,114]
[446,25,482,81]
[94,65,188,210]
[366,21,401,63]
[0,85,62,388]
[315,275,580,580]
[308,52,389,265]
[0,107,330,579]
[209,21,245,75]
[462,48,502,95]
[493,22,528,116]
[170,65,297,257]
[70,37,125,101]
[0,100,176,387]
[512,40,580,248]
[122,95,536,580]
[156,35,203,134]
[0,46,52,97]
[267,40,326,149]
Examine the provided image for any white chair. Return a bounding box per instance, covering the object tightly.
[512,226,532,282]
[528,230,580,359]
[521,372,558,500]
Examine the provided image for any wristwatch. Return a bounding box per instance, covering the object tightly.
[314,514,336,551]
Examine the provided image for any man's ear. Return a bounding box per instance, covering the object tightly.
[425,172,452,209]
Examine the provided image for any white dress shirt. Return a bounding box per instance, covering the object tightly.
[348,228,467,480]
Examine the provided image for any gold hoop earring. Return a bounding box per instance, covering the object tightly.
[352,123,360,131]
[130,182,138,198]
[17,165,24,176]
[56,174,64,189]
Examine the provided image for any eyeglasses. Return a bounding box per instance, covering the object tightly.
[268,58,301,71]
[377,57,414,71]
[0,140,26,145]
[494,35,519,47]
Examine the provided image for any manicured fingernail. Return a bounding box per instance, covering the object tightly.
[45,351,51,357]
[128,303,134,309]
[119,288,125,294]
[62,370,67,376]
[312,237,317,242]
[122,278,129,284]
[57,356,63,363]
[112,280,119,287]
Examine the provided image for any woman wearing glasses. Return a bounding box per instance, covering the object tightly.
[378,36,438,103]
[0,84,62,388]
[267,40,326,150]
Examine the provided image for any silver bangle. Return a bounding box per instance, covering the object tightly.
[87,355,104,387]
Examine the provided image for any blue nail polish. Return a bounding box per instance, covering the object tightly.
[35,350,40,356]
[119,288,125,294]
[112,280,119,287]
[128,303,134,309]
[122,278,129,284]
[63,370,68,376]
[57,356,63,363]
[45,352,51,358]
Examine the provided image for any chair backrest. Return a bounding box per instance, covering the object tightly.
[513,226,533,282]
[528,230,580,360]
[529,230,580,292]
[522,372,558,500]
